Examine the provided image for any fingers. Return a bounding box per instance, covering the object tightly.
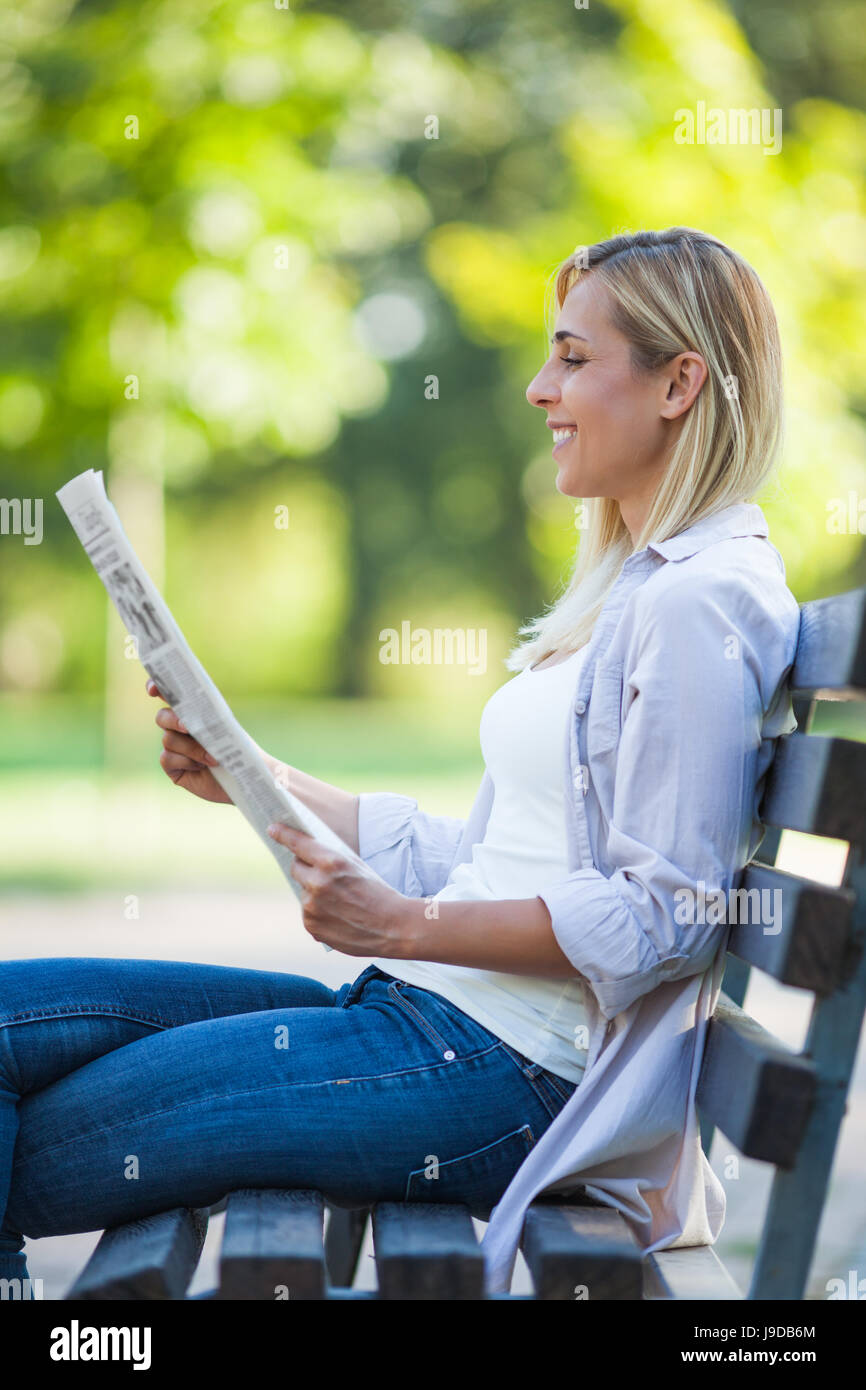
[159,725,218,766]
[267,824,344,872]
[154,703,187,734]
[287,857,322,893]
[146,678,167,701]
[153,705,218,766]
[160,749,207,783]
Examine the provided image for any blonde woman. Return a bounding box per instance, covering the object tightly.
[0,228,799,1297]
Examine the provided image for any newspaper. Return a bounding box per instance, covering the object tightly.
[56,468,388,937]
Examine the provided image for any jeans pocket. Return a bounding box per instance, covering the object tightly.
[385,979,458,1061]
[405,1124,536,1219]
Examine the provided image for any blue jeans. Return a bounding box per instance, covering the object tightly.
[0,957,578,1291]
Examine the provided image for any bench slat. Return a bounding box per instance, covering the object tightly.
[372,1203,484,1300]
[65,1206,208,1300]
[324,1204,368,1288]
[521,1202,643,1300]
[696,994,817,1166]
[218,1189,325,1300]
[791,588,866,697]
[759,733,866,846]
[644,1247,744,1300]
[727,862,856,993]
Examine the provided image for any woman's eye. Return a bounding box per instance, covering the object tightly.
[561,357,587,368]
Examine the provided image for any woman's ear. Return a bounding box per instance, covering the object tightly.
[659,351,708,421]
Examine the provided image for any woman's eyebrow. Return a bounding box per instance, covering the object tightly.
[550,330,589,344]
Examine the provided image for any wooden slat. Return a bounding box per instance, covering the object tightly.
[521,1202,643,1300]
[749,842,866,1298]
[696,994,817,1166]
[372,1203,484,1300]
[759,733,866,846]
[791,587,866,698]
[324,1204,368,1288]
[66,1207,208,1300]
[218,1189,325,1300]
[726,862,856,993]
[644,1247,744,1300]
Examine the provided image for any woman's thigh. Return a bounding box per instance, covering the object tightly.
[6,968,569,1238]
[0,956,337,1095]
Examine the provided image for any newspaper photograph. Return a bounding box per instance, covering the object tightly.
[56,468,387,928]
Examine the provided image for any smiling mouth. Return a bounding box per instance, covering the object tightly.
[552,427,577,450]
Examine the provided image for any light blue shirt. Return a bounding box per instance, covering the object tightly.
[357,501,801,1292]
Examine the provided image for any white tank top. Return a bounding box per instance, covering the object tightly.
[372,645,591,1083]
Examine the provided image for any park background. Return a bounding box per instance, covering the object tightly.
[1,0,865,1297]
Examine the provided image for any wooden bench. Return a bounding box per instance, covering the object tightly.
[63,585,866,1300]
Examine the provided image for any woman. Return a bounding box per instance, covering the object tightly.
[1,228,800,1297]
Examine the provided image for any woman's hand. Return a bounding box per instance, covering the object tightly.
[267,822,419,958]
[147,679,233,805]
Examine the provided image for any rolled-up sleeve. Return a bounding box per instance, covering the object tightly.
[357,792,467,898]
[537,574,791,1020]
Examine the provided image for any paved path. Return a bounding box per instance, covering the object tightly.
[2,890,863,1300]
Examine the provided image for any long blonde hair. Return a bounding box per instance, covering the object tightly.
[507,227,784,671]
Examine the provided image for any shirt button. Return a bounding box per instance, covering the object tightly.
[443,1049,456,1061]
[575,700,586,714]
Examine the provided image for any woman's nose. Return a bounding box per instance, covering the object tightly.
[526,365,558,410]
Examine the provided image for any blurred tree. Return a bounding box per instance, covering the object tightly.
[0,0,863,742]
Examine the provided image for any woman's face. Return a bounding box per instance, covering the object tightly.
[525,275,704,538]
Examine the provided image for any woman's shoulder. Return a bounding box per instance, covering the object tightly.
[625,533,801,661]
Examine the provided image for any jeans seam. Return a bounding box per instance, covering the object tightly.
[13,1045,506,1168]
[386,981,454,1055]
[1,1008,174,1031]
[496,1042,568,1123]
[540,1070,575,1105]
[404,1122,536,1200]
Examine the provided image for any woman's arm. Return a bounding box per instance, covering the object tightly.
[260,752,360,854]
[151,678,467,881]
[268,821,577,977]
[150,680,362,848]
[399,894,576,976]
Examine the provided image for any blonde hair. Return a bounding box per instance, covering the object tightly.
[507,227,784,671]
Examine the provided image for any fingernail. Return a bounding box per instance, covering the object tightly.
[205,753,218,766]
[177,721,188,733]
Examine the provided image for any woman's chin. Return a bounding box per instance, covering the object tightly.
[555,469,583,498]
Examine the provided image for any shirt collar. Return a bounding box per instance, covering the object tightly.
[642,501,769,562]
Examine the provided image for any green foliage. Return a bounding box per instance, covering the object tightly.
[0,0,864,726]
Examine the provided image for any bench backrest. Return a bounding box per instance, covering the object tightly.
[696,586,866,1300]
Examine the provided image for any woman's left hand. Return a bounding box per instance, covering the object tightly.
[267,822,418,958]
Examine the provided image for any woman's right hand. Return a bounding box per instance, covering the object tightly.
[147,679,233,805]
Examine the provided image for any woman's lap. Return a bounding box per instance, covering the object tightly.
[0,958,575,1250]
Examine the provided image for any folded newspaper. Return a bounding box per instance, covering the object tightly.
[57,468,387,936]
